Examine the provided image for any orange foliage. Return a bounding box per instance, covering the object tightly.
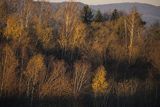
[35,19,53,49]
[25,54,46,83]
[5,15,25,40]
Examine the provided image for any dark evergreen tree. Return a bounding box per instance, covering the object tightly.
[111,9,119,21]
[81,5,94,24]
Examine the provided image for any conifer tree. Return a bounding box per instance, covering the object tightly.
[81,5,94,24]
[92,66,108,96]
[111,9,119,21]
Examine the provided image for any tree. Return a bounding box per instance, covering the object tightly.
[40,60,72,97]
[33,0,54,49]
[68,21,86,50]
[146,22,160,71]
[35,18,53,49]
[0,0,8,20]
[85,22,114,65]
[127,9,144,63]
[57,1,79,47]
[57,1,87,51]
[5,15,26,41]
[24,54,46,104]
[94,10,104,22]
[0,0,8,40]
[148,22,160,40]
[4,14,30,68]
[92,66,108,96]
[0,44,18,96]
[111,9,119,21]
[73,61,91,98]
[103,12,110,21]
[3,0,36,96]
[81,5,94,24]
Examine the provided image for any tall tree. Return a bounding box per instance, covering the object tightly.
[73,61,91,98]
[111,9,119,21]
[57,1,86,51]
[0,0,8,36]
[81,5,94,24]
[0,44,18,96]
[25,54,46,105]
[0,0,8,21]
[127,8,145,63]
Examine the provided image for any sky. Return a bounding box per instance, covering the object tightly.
[46,0,160,6]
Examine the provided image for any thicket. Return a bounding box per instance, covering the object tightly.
[0,0,160,107]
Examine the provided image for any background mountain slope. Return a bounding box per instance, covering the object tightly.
[49,2,160,24]
[91,3,160,24]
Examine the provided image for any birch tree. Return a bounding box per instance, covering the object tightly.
[0,44,18,96]
[127,8,144,63]
[73,61,91,98]
[24,54,46,104]
[57,0,81,50]
[40,60,72,97]
[34,0,54,49]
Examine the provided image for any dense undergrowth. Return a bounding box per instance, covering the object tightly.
[0,0,160,107]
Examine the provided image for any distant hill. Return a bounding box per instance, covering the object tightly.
[40,1,160,24]
[91,3,160,24]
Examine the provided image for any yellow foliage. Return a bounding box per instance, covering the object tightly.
[89,23,114,57]
[92,66,108,96]
[70,22,86,49]
[59,21,86,50]
[25,54,46,84]
[5,15,25,40]
[35,20,53,49]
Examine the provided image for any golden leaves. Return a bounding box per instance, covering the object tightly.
[35,20,53,49]
[5,15,24,40]
[92,66,108,96]
[25,54,46,83]
[0,44,18,95]
[59,21,86,50]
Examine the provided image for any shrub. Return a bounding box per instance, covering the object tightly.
[40,60,72,97]
[92,66,108,96]
[72,60,91,98]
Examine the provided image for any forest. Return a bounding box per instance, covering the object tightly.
[0,0,160,107]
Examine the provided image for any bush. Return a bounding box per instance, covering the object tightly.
[92,66,109,96]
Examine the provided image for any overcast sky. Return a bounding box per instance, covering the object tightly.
[45,0,160,6]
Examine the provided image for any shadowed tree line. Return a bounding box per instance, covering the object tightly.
[0,0,160,107]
